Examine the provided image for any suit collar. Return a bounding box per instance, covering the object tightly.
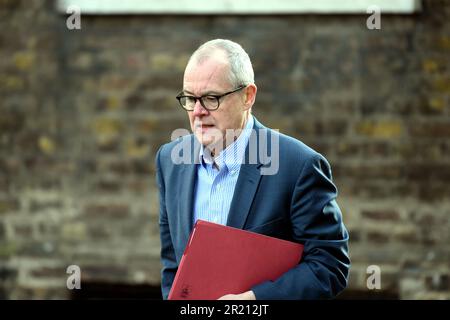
[226,117,266,229]
[178,135,200,247]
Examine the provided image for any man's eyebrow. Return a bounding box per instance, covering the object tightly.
[183,89,222,96]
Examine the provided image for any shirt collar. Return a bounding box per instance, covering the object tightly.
[199,115,254,172]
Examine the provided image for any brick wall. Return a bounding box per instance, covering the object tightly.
[0,0,449,299]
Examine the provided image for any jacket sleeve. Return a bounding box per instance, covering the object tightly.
[156,146,178,300]
[251,153,350,299]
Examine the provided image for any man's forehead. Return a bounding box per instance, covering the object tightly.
[194,48,229,65]
[185,57,229,75]
[183,60,231,93]
[182,79,225,95]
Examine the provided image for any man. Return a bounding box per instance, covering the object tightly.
[156,39,350,300]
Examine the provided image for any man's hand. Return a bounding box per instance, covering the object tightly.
[218,290,256,300]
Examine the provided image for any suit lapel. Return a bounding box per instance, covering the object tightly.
[178,136,200,249]
[226,163,262,229]
[226,118,266,229]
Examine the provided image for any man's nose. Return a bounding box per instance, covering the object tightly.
[192,99,209,116]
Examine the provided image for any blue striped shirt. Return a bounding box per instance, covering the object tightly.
[193,115,254,226]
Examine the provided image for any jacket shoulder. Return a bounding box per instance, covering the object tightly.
[277,131,319,160]
[156,134,195,163]
[253,117,320,162]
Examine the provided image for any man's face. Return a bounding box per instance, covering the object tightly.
[183,56,248,149]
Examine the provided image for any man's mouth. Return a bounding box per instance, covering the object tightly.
[195,123,214,131]
[199,124,214,133]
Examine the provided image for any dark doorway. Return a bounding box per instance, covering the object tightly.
[337,289,399,300]
[70,282,162,300]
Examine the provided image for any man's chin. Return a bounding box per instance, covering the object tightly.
[195,135,214,146]
[193,133,216,147]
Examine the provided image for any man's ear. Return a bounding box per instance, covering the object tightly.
[242,84,257,110]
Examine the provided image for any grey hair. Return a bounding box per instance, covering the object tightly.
[187,39,255,87]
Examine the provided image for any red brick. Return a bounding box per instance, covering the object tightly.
[410,123,450,137]
[367,231,389,244]
[361,210,400,221]
[83,204,129,218]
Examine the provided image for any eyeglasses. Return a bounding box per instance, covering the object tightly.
[176,86,246,111]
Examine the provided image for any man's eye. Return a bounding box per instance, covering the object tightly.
[186,96,196,103]
[204,96,217,102]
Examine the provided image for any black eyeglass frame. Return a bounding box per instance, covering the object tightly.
[176,85,246,111]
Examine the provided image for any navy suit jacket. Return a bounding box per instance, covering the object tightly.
[156,117,350,300]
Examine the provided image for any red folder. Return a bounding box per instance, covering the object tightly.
[168,220,304,300]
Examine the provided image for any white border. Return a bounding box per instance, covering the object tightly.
[57,0,422,15]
